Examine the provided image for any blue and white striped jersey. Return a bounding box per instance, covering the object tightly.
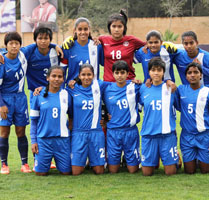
[140,83,176,136]
[30,88,71,138]
[175,85,209,134]
[103,81,141,129]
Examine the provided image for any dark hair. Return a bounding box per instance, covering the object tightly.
[112,60,129,72]
[33,26,53,41]
[146,30,162,41]
[44,66,64,98]
[75,64,94,85]
[148,57,165,73]
[73,17,93,41]
[181,31,198,43]
[185,62,202,75]
[4,32,22,46]
[107,9,127,36]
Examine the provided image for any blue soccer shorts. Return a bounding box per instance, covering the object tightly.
[0,93,29,126]
[180,129,209,164]
[71,129,106,167]
[35,137,71,173]
[141,132,179,167]
[107,126,140,166]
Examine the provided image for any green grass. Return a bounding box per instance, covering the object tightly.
[1,64,209,200]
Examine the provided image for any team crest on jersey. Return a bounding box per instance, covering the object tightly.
[92,51,96,56]
[123,41,129,47]
[164,91,169,96]
[22,59,26,65]
[94,89,99,94]
[128,89,134,94]
[161,55,169,62]
[200,97,206,101]
[52,57,58,64]
[63,99,67,104]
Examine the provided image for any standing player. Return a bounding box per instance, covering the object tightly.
[175,62,209,174]
[68,64,107,175]
[99,10,145,82]
[174,31,209,86]
[134,30,176,84]
[140,57,178,176]
[30,66,71,176]
[0,32,32,174]
[61,17,104,83]
[103,60,141,173]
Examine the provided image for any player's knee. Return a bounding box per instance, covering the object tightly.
[93,167,104,175]
[0,131,10,138]
[184,168,195,174]
[35,172,48,176]
[127,166,139,174]
[15,127,26,137]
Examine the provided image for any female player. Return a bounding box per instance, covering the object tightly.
[174,31,209,86]
[134,30,176,85]
[30,66,71,176]
[99,10,145,82]
[0,32,32,174]
[140,57,179,176]
[68,64,107,175]
[175,62,209,174]
[103,60,141,173]
[61,17,104,83]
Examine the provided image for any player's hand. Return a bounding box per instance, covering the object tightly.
[145,78,152,88]
[163,41,177,54]
[132,79,142,84]
[68,80,76,89]
[33,87,43,96]
[93,37,101,46]
[0,105,8,120]
[32,143,39,154]
[166,80,177,93]
[193,58,201,64]
[62,36,74,50]
[142,45,148,54]
[55,45,64,58]
[0,54,4,64]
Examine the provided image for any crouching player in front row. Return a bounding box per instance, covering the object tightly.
[103,60,141,173]
[175,62,209,174]
[140,57,179,176]
[30,66,71,176]
[0,32,31,174]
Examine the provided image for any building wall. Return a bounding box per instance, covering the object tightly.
[0,16,208,47]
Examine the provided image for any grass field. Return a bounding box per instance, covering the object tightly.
[1,64,209,200]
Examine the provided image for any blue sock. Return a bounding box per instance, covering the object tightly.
[0,137,9,166]
[18,136,28,165]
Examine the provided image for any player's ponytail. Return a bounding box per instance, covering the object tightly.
[107,9,128,36]
[43,83,49,98]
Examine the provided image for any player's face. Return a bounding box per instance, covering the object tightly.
[75,22,90,44]
[47,69,64,90]
[113,69,128,86]
[149,66,164,85]
[110,20,124,41]
[182,36,198,58]
[186,66,202,85]
[36,33,50,50]
[147,36,162,54]
[6,40,21,56]
[79,67,94,88]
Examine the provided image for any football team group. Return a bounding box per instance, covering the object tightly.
[0,10,209,176]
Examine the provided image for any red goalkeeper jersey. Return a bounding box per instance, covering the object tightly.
[99,35,145,82]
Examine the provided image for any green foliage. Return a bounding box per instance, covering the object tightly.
[162,29,179,42]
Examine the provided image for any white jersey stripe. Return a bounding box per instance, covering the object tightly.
[91,80,100,129]
[49,48,59,67]
[88,40,98,79]
[161,83,171,134]
[30,109,40,117]
[59,90,69,137]
[18,51,27,93]
[197,53,204,85]
[160,48,171,80]
[0,79,3,85]
[126,82,137,127]
[196,87,209,132]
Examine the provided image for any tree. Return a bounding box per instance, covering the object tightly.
[161,0,187,31]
